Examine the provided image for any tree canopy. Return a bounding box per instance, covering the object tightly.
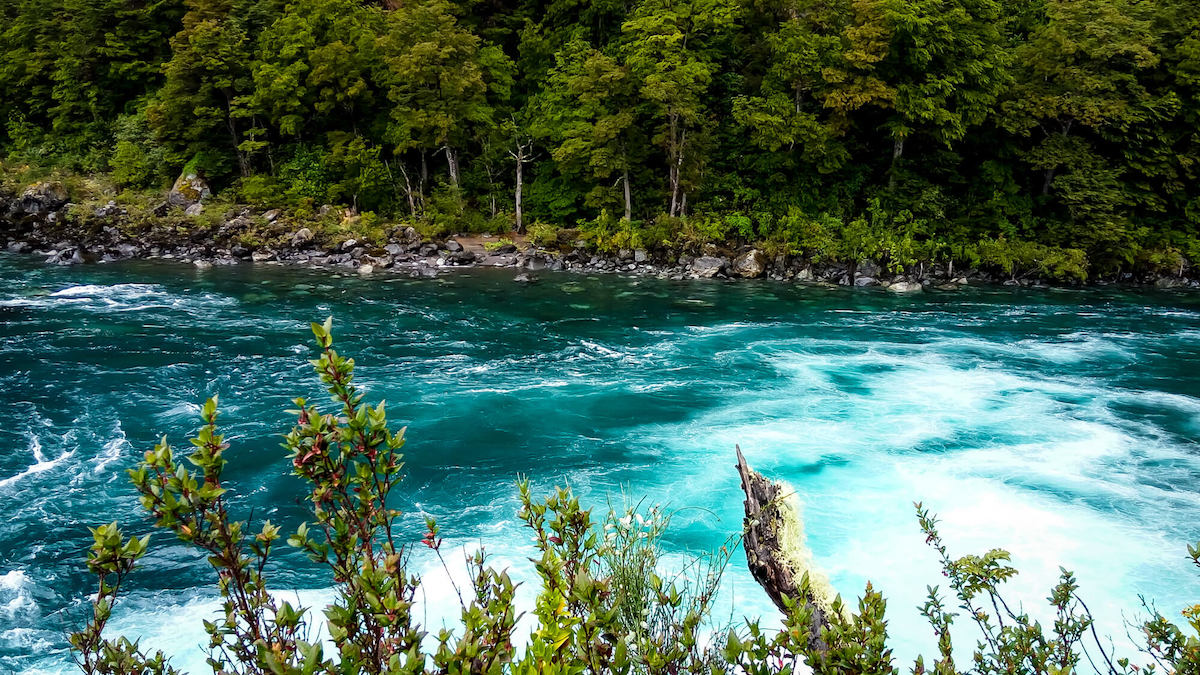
[3,0,1200,278]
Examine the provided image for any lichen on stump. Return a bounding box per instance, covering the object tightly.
[736,445,845,653]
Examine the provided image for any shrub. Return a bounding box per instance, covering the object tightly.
[484,237,515,252]
[528,222,559,248]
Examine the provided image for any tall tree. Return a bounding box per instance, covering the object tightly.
[537,41,644,221]
[378,0,511,209]
[622,0,739,217]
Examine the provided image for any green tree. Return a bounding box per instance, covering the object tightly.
[149,0,285,178]
[378,0,512,210]
[622,0,739,217]
[537,41,644,221]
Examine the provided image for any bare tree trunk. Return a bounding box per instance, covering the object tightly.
[623,167,632,222]
[1042,167,1056,196]
[445,146,460,188]
[514,152,524,233]
[888,137,904,191]
[668,114,680,217]
[419,151,428,209]
[398,162,417,216]
[735,446,831,654]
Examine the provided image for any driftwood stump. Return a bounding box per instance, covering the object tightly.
[736,445,830,652]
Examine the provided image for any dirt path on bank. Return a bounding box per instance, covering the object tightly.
[451,233,530,256]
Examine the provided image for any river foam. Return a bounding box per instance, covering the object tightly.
[2,255,1198,672]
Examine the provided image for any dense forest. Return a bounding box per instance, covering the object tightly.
[3,0,1200,279]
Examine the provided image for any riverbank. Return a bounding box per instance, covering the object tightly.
[3,179,1198,290]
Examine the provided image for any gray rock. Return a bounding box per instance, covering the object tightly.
[93,201,126,219]
[340,239,358,251]
[794,267,814,281]
[634,249,649,263]
[444,250,476,265]
[15,182,68,215]
[445,239,463,252]
[262,209,281,222]
[358,263,375,275]
[480,254,517,267]
[384,243,403,256]
[251,251,275,262]
[167,173,211,208]
[418,243,438,256]
[730,249,767,278]
[7,241,31,253]
[858,259,881,277]
[691,256,727,278]
[524,255,549,272]
[887,280,923,293]
[184,203,205,216]
[193,260,213,270]
[292,228,314,246]
[854,276,879,287]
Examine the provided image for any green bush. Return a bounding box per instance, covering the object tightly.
[527,221,559,248]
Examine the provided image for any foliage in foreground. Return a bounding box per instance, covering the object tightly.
[73,320,1200,674]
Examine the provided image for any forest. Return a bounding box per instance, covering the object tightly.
[3,0,1200,279]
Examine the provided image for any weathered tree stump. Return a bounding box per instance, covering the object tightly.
[736,445,832,653]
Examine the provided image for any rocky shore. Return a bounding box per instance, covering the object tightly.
[3,179,1198,290]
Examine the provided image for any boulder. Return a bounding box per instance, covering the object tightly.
[691,256,728,278]
[167,173,211,208]
[634,249,649,263]
[291,228,314,247]
[358,263,375,275]
[445,239,463,252]
[854,276,879,287]
[15,182,68,215]
[523,254,549,271]
[444,250,476,265]
[251,251,275,262]
[262,209,281,222]
[384,243,403,256]
[340,238,358,251]
[480,254,517,267]
[193,260,213,270]
[887,280,923,293]
[731,249,768,278]
[184,203,205,216]
[795,267,814,282]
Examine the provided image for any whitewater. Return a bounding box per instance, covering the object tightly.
[0,252,1197,672]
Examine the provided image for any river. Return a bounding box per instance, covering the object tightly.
[1,252,1198,672]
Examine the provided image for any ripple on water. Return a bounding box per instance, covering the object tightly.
[1,255,1199,671]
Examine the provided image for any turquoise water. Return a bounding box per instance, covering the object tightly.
[2,252,1199,672]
